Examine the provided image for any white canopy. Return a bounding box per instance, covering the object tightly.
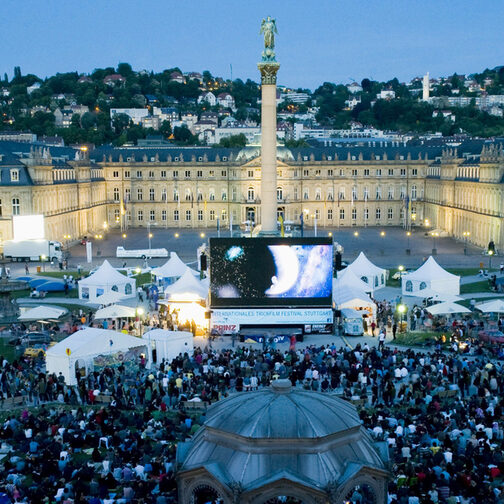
[426,302,471,315]
[403,286,463,302]
[475,299,504,313]
[151,252,198,280]
[402,256,460,296]
[87,291,126,306]
[18,305,66,321]
[78,260,136,302]
[333,284,376,319]
[142,329,193,364]
[345,252,386,291]
[164,269,208,300]
[46,328,147,386]
[335,268,373,293]
[94,304,137,320]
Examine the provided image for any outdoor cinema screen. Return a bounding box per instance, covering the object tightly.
[209,237,333,307]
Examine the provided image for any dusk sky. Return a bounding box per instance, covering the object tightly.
[1,0,503,90]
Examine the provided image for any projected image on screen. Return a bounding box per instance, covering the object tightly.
[210,238,333,307]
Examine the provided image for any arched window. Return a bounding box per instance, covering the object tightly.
[361,276,368,284]
[381,274,384,284]
[247,186,255,201]
[185,188,192,201]
[419,281,427,290]
[277,186,283,201]
[374,276,378,287]
[405,280,413,292]
[111,285,118,292]
[192,484,221,504]
[12,197,20,215]
[125,283,132,295]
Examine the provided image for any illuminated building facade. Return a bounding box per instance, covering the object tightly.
[0,140,502,251]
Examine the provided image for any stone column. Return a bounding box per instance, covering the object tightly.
[257,61,280,234]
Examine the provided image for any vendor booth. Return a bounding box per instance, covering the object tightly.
[401,256,460,296]
[151,252,198,287]
[160,269,209,333]
[333,284,376,321]
[46,328,148,386]
[78,260,136,303]
[142,329,193,364]
[344,252,387,292]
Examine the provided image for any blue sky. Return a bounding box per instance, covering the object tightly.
[1,0,503,90]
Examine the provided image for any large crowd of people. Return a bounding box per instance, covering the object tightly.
[2,330,504,503]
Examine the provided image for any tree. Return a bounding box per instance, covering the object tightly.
[173,125,192,143]
[361,78,372,92]
[160,120,172,137]
[117,63,133,77]
[112,113,131,133]
[218,133,246,148]
[13,66,21,81]
[81,112,97,130]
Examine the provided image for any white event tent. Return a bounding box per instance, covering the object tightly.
[94,304,137,320]
[475,299,504,313]
[164,269,208,301]
[335,267,373,293]
[151,252,198,286]
[18,305,66,321]
[426,302,471,315]
[46,328,148,386]
[401,256,460,296]
[78,260,136,303]
[142,329,193,364]
[344,252,387,292]
[333,284,376,320]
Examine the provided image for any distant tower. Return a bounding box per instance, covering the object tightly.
[258,16,280,234]
[423,72,430,101]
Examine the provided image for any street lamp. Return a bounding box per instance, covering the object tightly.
[353,231,359,237]
[174,233,179,239]
[431,231,439,255]
[398,265,405,287]
[41,254,47,272]
[200,232,206,238]
[328,232,333,237]
[380,231,386,237]
[463,231,470,255]
[122,233,127,239]
[406,231,412,255]
[489,249,494,271]
[397,303,407,332]
[147,222,157,253]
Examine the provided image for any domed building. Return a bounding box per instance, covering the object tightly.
[176,380,389,504]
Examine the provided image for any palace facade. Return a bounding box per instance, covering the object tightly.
[0,139,502,250]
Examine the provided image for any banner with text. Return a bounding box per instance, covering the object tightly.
[211,308,333,333]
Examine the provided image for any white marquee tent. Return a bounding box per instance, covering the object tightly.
[426,301,471,315]
[78,260,136,303]
[164,269,208,301]
[335,267,373,293]
[142,329,193,364]
[344,252,387,291]
[94,304,137,320]
[46,327,148,386]
[475,299,504,313]
[333,284,376,320]
[401,256,460,296]
[18,305,66,321]
[151,252,198,285]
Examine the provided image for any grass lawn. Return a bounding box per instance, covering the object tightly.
[386,268,400,288]
[394,331,440,347]
[447,268,489,277]
[460,281,493,294]
[459,297,501,308]
[133,272,154,286]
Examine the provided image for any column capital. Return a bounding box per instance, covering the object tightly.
[257,61,280,85]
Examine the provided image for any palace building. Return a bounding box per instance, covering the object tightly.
[0,139,503,250]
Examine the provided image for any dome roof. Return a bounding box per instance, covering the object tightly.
[204,379,361,439]
[177,380,388,493]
